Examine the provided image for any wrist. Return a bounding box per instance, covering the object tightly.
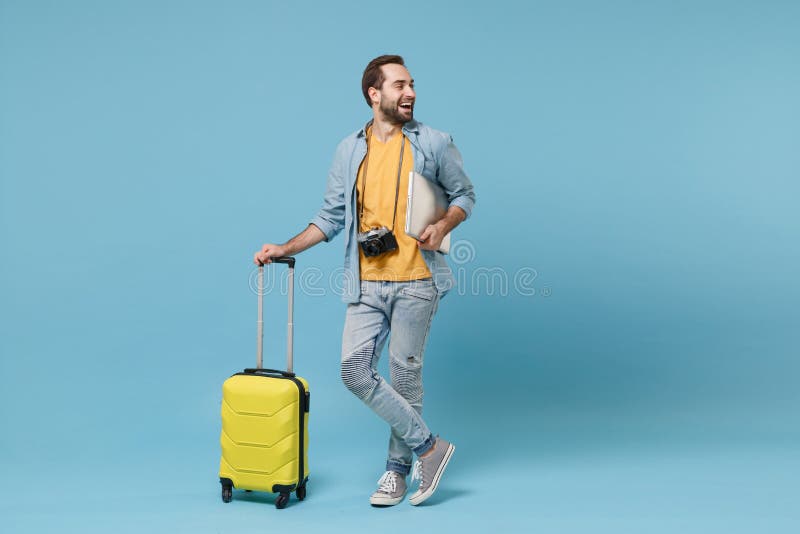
[436,218,454,235]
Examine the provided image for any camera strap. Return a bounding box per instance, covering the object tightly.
[358,130,405,233]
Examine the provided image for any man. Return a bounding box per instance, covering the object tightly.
[253,55,475,506]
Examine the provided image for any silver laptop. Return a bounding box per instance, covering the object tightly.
[405,171,451,254]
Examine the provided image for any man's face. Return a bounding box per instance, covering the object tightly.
[374,64,416,125]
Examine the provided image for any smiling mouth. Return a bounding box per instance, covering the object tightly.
[399,102,414,112]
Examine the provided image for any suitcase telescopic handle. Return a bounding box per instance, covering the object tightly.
[257,256,295,373]
[270,256,295,268]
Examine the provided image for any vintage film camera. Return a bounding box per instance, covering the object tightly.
[357,226,399,257]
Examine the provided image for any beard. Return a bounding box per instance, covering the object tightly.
[380,97,413,125]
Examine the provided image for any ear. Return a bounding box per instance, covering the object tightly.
[368,86,380,106]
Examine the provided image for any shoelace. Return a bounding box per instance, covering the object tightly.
[411,460,424,487]
[377,471,398,494]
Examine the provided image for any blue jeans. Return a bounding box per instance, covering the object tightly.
[340,277,441,476]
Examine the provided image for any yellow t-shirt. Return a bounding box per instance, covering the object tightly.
[356,129,431,281]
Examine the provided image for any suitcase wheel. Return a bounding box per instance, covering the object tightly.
[275,492,290,509]
[221,486,233,503]
[296,485,307,501]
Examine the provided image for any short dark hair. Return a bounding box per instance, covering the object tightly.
[361,55,405,107]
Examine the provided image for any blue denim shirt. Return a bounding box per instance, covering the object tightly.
[310,119,476,303]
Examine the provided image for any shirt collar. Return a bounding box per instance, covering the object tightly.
[357,119,419,138]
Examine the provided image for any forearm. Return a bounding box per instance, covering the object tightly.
[436,205,467,235]
[282,224,327,256]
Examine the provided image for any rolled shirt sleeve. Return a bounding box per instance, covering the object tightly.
[437,137,475,219]
[310,143,347,241]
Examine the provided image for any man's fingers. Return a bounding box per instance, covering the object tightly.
[254,252,273,265]
[255,243,285,265]
[416,225,442,251]
[419,226,431,242]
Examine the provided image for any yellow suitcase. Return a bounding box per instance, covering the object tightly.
[219,257,310,509]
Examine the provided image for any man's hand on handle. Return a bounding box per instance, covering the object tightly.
[254,243,289,266]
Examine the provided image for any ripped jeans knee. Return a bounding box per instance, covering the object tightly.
[389,352,423,406]
[341,339,379,400]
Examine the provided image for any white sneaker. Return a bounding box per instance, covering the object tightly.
[369,471,408,506]
[408,437,455,506]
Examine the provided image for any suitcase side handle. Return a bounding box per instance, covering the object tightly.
[256,257,295,373]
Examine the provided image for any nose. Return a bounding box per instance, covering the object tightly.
[405,85,416,99]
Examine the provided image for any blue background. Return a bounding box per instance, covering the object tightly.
[1,0,798,532]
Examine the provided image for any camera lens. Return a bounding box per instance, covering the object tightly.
[365,240,382,256]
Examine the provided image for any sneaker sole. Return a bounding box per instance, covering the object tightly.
[370,492,406,506]
[408,443,455,506]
